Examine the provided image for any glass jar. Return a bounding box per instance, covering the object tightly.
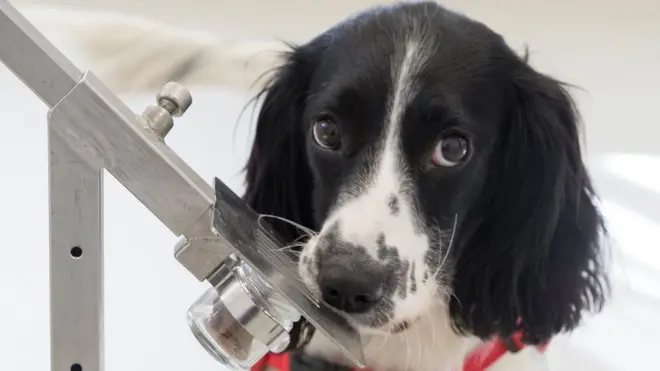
[187,257,302,370]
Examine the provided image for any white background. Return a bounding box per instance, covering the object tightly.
[1,1,659,370]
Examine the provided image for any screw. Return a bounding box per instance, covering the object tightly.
[156,82,192,117]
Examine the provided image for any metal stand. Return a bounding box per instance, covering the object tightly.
[0,2,364,370]
[49,127,105,371]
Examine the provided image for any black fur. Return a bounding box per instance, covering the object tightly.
[450,51,609,345]
[242,0,608,351]
[243,39,325,242]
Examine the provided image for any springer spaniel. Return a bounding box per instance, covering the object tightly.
[243,2,608,371]
[26,1,609,370]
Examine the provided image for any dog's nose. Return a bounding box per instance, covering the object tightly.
[318,260,387,313]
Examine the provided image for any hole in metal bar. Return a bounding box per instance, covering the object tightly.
[70,246,83,259]
[70,364,82,371]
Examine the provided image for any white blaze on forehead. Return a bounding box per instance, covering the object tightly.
[381,38,425,193]
[324,38,431,262]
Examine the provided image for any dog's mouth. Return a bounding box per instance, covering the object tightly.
[348,316,420,336]
[388,320,413,334]
[380,316,423,334]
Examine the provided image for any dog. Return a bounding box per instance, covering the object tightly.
[25,2,609,370]
[242,3,608,371]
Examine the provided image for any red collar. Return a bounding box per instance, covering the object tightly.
[253,331,549,371]
[462,332,549,371]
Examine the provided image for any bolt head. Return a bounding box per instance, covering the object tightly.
[157,81,193,117]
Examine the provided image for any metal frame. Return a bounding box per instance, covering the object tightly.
[0,2,365,370]
[0,2,230,370]
[44,69,230,371]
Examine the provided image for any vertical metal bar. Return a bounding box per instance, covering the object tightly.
[49,126,104,371]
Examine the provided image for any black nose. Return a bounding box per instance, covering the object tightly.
[319,261,387,313]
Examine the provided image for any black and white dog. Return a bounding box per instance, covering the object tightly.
[243,2,608,371]
[29,2,609,370]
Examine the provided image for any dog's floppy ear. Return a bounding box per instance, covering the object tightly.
[243,41,322,242]
[452,58,609,345]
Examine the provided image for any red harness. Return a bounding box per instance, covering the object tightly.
[252,331,548,371]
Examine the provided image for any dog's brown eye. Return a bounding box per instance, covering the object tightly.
[431,134,469,167]
[312,119,341,150]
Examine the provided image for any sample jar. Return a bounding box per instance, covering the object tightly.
[187,257,302,370]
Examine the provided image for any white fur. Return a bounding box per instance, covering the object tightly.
[19,6,284,94]
[304,306,476,371]
[23,7,549,370]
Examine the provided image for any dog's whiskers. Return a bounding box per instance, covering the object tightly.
[435,282,462,309]
[414,319,423,371]
[425,306,438,356]
[422,302,444,370]
[431,214,458,280]
[373,312,393,351]
[258,214,317,238]
[276,241,306,255]
[404,327,412,371]
[278,247,303,256]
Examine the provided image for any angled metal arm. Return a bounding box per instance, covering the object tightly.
[0,0,82,107]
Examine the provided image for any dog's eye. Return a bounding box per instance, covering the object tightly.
[431,134,469,167]
[312,118,342,150]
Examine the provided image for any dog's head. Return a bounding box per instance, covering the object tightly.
[244,2,607,346]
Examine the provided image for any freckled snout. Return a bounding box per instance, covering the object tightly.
[318,254,389,313]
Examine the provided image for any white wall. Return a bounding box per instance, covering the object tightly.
[12,0,660,155]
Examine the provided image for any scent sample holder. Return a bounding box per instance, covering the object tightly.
[0,1,364,370]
